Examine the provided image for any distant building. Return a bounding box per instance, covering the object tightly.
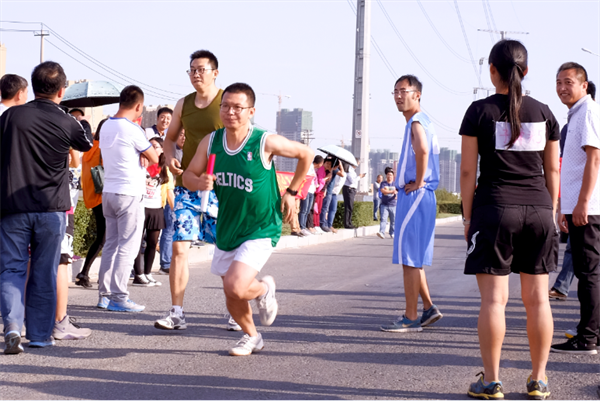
[439,147,460,193]
[370,149,399,184]
[275,108,313,172]
[142,104,175,128]
[65,80,106,133]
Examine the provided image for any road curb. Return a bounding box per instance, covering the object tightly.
[70,216,459,282]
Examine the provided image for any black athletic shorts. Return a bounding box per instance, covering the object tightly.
[464,204,559,275]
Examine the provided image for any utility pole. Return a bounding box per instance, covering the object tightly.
[351,0,371,193]
[33,23,49,63]
[477,29,529,41]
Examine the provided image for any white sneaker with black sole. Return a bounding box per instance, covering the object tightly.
[229,333,264,356]
[376,232,385,239]
[132,274,155,287]
[255,275,278,326]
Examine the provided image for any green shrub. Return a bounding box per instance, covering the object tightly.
[435,188,460,202]
[438,201,462,215]
[332,201,378,229]
[73,200,98,257]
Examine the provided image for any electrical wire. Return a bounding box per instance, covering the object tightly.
[453,0,481,87]
[346,0,458,133]
[375,0,470,96]
[485,0,499,40]
[44,24,184,99]
[45,39,179,102]
[481,0,495,43]
[415,0,471,64]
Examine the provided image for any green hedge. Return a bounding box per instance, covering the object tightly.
[437,201,462,215]
[332,201,377,229]
[73,200,98,257]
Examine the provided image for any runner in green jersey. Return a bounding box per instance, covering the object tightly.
[183,83,314,356]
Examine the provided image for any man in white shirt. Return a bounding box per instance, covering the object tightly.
[145,107,172,140]
[97,85,158,313]
[552,62,600,355]
[342,162,366,229]
[0,74,28,116]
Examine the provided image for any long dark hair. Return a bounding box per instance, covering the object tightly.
[149,137,170,184]
[93,118,108,141]
[489,40,527,149]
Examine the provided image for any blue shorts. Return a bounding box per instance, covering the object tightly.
[393,188,436,268]
[172,186,218,243]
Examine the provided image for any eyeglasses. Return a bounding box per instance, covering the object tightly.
[391,90,418,96]
[219,104,253,114]
[186,68,214,76]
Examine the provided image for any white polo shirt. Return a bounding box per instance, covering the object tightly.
[100,117,151,197]
[561,95,600,215]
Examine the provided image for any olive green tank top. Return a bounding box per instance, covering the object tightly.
[177,89,224,187]
[208,125,282,251]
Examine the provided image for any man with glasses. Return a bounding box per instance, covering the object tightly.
[380,75,443,333]
[155,50,230,331]
[182,82,313,355]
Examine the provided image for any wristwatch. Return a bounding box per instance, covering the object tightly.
[462,217,471,226]
[286,188,298,196]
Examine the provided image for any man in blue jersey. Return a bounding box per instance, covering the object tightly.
[380,75,443,333]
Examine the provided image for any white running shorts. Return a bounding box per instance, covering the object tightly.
[210,238,274,276]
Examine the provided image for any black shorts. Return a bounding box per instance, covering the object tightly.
[145,207,165,231]
[60,213,75,264]
[465,204,558,275]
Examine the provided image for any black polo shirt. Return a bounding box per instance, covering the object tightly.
[1,98,93,216]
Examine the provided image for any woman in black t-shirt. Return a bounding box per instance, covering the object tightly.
[459,40,559,400]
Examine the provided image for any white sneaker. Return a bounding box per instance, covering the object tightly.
[314,227,324,235]
[154,308,187,330]
[229,333,264,356]
[376,232,385,239]
[300,228,312,236]
[225,314,242,331]
[390,233,394,239]
[255,276,278,326]
[132,275,155,287]
[145,274,162,286]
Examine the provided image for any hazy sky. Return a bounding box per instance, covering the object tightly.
[1,0,599,155]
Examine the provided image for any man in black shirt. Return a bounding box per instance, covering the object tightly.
[0,61,93,354]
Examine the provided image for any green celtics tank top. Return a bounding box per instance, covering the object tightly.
[177,90,224,187]
[208,125,282,251]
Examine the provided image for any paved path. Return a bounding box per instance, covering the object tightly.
[1,222,598,399]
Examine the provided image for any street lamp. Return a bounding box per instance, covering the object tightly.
[582,48,600,57]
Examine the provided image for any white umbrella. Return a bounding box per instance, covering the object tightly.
[61,80,125,108]
[317,144,358,167]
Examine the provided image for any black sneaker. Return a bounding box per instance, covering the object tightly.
[550,336,598,355]
[75,273,93,289]
[320,225,331,233]
[157,268,170,275]
[526,375,550,400]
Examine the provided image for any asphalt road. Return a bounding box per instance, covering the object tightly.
[0,221,598,400]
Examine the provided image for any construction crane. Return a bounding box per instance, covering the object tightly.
[259,91,291,135]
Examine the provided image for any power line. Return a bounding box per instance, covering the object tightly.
[45,39,179,102]
[2,20,183,100]
[415,0,470,64]
[481,0,495,43]
[375,0,470,96]
[485,0,499,38]
[44,24,184,99]
[453,0,481,87]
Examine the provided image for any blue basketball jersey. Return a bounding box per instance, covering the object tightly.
[396,112,440,191]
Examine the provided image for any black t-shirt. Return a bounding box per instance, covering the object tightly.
[459,94,560,208]
[559,124,568,157]
[0,99,93,215]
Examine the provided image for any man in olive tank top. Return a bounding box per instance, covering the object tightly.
[183,83,314,356]
[156,50,225,331]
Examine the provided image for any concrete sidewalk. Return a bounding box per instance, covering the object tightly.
[70,215,462,282]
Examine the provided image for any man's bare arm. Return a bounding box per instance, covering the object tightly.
[182,135,213,192]
[404,122,429,194]
[573,145,600,226]
[165,98,185,176]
